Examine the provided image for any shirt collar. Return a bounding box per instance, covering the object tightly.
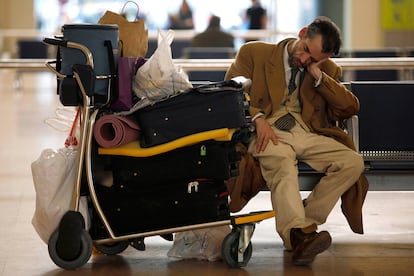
[283,44,291,84]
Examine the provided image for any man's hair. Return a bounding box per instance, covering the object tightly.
[306,16,342,56]
[208,15,221,28]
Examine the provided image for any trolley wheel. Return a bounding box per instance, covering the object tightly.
[221,229,253,268]
[48,229,93,270]
[94,241,129,255]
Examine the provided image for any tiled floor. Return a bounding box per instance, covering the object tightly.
[1,70,414,276]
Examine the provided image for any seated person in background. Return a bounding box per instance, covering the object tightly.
[225,16,369,266]
[191,15,234,48]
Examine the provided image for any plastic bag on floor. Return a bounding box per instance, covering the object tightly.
[167,225,231,261]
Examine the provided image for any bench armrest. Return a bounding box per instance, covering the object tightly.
[345,115,359,152]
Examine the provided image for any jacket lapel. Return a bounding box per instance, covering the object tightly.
[265,39,292,108]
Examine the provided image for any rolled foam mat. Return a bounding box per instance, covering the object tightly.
[93,114,140,148]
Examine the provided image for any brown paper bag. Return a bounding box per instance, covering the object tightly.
[98,2,148,57]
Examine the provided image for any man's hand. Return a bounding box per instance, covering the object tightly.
[307,58,327,80]
[254,117,279,152]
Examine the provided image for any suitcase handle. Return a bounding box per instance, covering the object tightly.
[194,77,252,93]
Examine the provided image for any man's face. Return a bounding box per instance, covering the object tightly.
[288,34,331,68]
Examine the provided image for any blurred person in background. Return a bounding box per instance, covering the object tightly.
[246,0,267,30]
[191,15,234,48]
[245,0,267,41]
[169,0,194,29]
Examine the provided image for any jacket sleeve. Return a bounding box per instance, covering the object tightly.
[316,64,360,120]
[225,44,253,80]
[225,44,265,118]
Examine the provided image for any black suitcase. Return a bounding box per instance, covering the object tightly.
[110,140,241,183]
[135,82,251,148]
[91,178,230,237]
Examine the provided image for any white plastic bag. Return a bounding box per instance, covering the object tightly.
[167,225,231,261]
[131,29,192,111]
[31,147,89,243]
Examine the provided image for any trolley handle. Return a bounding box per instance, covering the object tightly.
[45,60,65,79]
[43,37,94,68]
[43,37,68,48]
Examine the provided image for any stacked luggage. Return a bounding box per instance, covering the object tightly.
[136,80,251,147]
[92,79,252,238]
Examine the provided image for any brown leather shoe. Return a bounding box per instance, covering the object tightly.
[290,227,332,265]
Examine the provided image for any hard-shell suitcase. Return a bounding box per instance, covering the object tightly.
[110,140,241,183]
[90,178,230,237]
[135,82,251,148]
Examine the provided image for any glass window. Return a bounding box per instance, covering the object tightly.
[35,0,317,43]
[36,0,253,32]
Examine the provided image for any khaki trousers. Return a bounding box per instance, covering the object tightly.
[248,123,364,250]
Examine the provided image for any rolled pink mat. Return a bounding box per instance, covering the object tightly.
[93,115,140,148]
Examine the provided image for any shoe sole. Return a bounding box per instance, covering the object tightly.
[293,231,332,266]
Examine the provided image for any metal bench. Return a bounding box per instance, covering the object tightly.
[350,81,414,190]
[289,81,414,191]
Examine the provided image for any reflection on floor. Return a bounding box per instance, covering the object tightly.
[0,71,413,276]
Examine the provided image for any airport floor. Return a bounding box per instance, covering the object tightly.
[1,70,414,276]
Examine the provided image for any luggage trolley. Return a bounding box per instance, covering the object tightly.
[43,29,274,270]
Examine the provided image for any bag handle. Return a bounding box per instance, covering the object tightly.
[121,1,140,21]
[104,40,117,102]
[118,40,124,57]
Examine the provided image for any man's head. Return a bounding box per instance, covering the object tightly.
[288,16,342,68]
[208,15,221,29]
[306,16,341,56]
